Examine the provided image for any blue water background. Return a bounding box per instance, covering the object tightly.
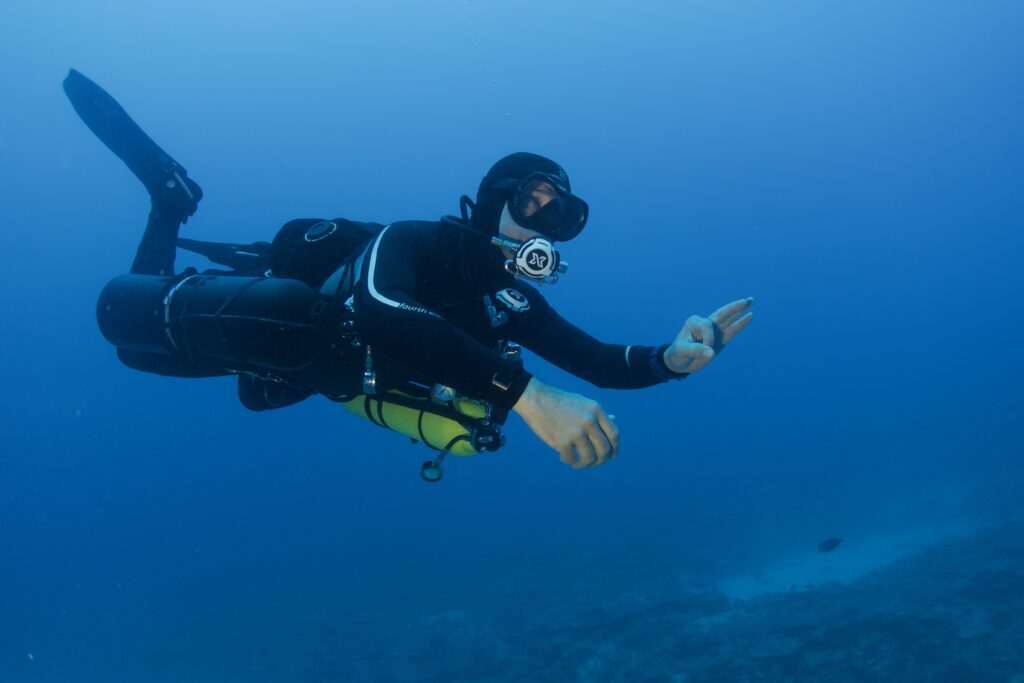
[1,1,1021,680]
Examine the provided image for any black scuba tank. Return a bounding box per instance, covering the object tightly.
[97,272,346,372]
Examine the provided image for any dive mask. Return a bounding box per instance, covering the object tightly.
[487,172,588,242]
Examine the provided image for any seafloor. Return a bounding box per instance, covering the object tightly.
[10,521,1023,682]
[257,521,1024,683]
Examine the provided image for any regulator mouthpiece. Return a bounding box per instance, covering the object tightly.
[492,236,568,285]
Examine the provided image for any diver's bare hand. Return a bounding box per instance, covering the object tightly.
[664,297,754,374]
[512,377,619,469]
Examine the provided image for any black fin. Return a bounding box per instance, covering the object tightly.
[63,68,203,222]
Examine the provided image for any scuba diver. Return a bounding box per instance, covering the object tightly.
[64,68,754,480]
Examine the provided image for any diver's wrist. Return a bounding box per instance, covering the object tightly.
[657,345,689,380]
[512,376,542,416]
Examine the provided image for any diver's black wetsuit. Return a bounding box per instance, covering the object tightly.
[119,214,683,413]
[348,217,682,411]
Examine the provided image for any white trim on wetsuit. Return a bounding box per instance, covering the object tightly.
[366,225,443,319]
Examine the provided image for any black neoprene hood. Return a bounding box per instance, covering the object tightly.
[470,152,572,235]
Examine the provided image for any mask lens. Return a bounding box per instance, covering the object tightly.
[513,174,588,241]
[517,177,560,218]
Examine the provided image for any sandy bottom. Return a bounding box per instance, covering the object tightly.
[718,519,981,600]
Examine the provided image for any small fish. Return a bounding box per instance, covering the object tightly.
[817,537,843,553]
